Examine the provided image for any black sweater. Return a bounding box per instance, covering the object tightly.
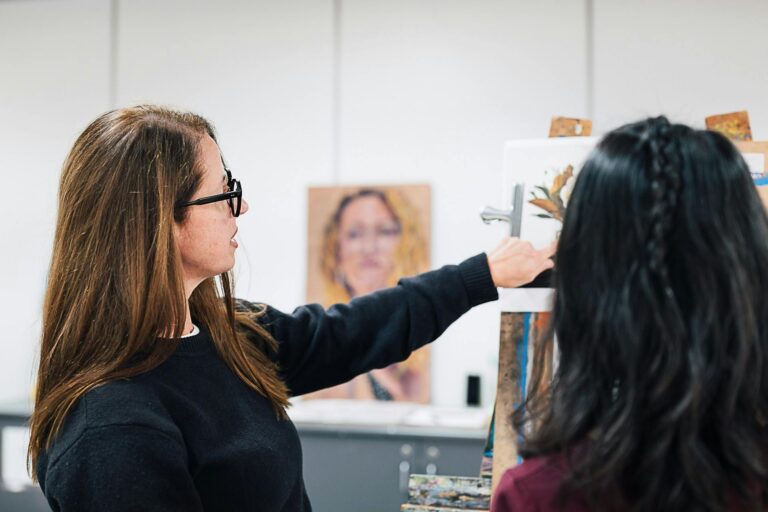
[37,254,497,511]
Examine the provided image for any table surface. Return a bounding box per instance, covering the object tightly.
[0,397,489,438]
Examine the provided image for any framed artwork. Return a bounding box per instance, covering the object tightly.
[305,184,432,403]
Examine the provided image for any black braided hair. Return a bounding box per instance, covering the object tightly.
[513,116,768,511]
[643,117,682,301]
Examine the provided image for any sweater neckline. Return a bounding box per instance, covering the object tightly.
[171,325,214,356]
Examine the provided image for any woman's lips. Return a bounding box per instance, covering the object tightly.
[359,261,384,270]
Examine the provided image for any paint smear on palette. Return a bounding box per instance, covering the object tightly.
[405,475,491,510]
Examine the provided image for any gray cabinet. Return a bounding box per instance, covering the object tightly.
[0,412,49,512]
[298,424,486,512]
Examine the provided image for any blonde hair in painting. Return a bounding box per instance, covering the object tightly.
[320,187,429,305]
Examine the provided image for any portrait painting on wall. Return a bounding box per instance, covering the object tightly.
[305,184,432,403]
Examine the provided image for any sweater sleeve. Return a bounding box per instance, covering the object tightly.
[257,253,497,396]
[41,425,204,512]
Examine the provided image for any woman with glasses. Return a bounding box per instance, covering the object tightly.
[28,105,554,511]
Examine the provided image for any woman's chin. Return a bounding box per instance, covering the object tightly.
[213,258,236,277]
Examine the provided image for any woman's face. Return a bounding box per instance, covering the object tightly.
[337,194,401,296]
[174,135,248,295]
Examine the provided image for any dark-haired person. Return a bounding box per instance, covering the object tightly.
[29,105,555,511]
[492,117,768,512]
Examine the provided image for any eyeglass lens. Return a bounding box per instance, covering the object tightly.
[229,180,241,217]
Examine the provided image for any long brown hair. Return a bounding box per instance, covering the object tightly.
[28,105,289,480]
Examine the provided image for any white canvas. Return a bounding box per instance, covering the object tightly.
[500,137,598,312]
[743,152,765,179]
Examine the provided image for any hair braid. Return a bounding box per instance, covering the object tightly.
[644,117,681,299]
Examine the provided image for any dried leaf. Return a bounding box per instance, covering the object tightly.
[550,165,574,195]
[529,198,560,215]
[532,185,553,200]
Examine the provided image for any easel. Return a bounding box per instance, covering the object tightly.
[400,117,590,511]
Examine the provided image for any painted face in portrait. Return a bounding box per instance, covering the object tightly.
[175,135,248,292]
[336,193,402,297]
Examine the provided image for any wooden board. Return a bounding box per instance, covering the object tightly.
[706,110,752,141]
[549,116,592,137]
[490,312,552,492]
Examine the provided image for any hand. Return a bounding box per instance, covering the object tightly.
[487,237,556,288]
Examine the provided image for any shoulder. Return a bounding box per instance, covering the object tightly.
[234,298,285,333]
[41,379,180,473]
[235,297,324,337]
[493,452,593,512]
[492,455,570,512]
[235,298,268,316]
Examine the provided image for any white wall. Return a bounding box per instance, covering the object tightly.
[1,0,767,408]
[338,0,588,408]
[115,0,336,310]
[593,0,768,135]
[0,0,111,403]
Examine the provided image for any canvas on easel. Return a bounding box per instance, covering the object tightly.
[488,136,597,492]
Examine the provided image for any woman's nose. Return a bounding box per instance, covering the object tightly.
[240,198,249,216]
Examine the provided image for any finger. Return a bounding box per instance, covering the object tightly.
[539,240,558,259]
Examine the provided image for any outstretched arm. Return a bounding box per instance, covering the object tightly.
[247,239,554,396]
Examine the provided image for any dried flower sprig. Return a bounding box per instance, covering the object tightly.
[528,164,574,222]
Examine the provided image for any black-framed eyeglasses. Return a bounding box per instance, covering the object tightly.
[177,168,243,217]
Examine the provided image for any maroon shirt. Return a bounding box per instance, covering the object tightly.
[491,452,753,511]
[491,454,590,512]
